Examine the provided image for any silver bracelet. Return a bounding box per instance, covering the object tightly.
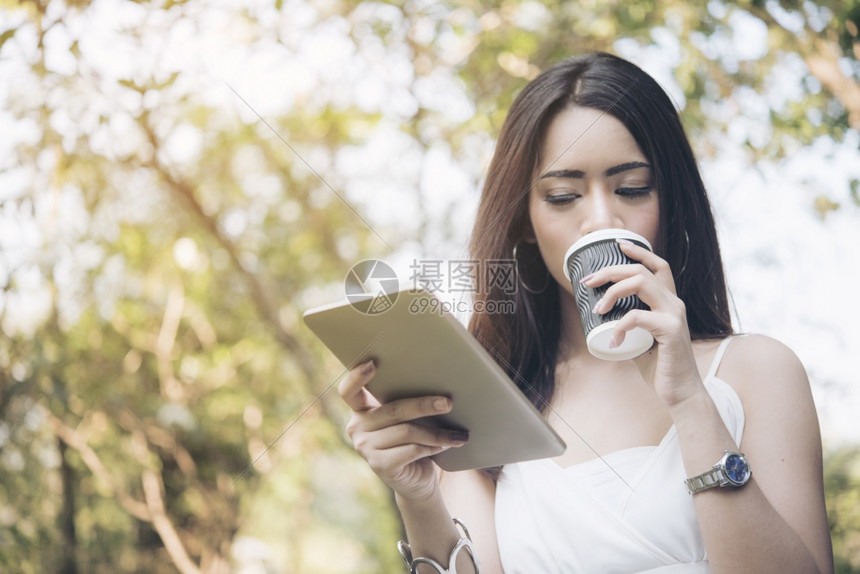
[398,518,481,574]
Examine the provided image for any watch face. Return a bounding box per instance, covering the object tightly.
[724,453,751,485]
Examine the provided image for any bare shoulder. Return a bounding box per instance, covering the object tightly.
[719,334,810,399]
[719,334,821,462]
[724,333,804,370]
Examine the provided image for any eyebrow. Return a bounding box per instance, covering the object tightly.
[539,161,651,180]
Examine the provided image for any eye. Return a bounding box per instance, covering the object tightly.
[544,192,581,205]
[616,186,653,198]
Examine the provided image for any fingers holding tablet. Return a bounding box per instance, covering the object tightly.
[341,360,466,445]
[339,360,469,497]
[307,288,565,471]
[338,359,382,412]
[365,395,457,432]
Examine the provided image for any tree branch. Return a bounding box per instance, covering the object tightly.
[137,117,355,460]
[156,282,186,402]
[46,408,206,573]
[114,407,199,479]
[138,119,318,377]
[141,468,202,574]
[45,409,151,522]
[113,407,238,571]
[746,3,860,129]
[805,38,860,129]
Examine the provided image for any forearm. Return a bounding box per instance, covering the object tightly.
[670,390,822,574]
[396,487,480,574]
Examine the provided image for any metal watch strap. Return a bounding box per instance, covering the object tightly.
[685,450,751,494]
[685,467,724,494]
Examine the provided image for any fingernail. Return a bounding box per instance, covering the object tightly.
[450,431,469,444]
[608,334,619,349]
[617,238,634,246]
[434,397,451,412]
[592,299,604,314]
[579,273,594,284]
[360,360,375,375]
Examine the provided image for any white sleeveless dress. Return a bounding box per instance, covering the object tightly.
[495,337,743,573]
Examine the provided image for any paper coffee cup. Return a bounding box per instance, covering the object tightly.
[563,229,654,361]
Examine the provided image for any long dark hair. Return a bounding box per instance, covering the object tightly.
[468,52,732,419]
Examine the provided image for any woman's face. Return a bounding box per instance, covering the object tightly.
[528,105,660,294]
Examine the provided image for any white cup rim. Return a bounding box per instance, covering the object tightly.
[562,228,653,280]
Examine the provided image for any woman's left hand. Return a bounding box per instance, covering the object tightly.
[580,239,704,407]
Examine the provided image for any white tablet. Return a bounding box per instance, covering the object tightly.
[302,287,566,471]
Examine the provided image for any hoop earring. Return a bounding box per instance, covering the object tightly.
[678,230,690,277]
[513,240,550,295]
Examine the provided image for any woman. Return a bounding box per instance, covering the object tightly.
[338,52,833,573]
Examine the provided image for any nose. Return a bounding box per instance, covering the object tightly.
[580,189,622,235]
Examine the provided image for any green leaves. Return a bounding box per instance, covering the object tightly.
[0,0,857,571]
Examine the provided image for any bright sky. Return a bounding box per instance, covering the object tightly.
[1,0,858,447]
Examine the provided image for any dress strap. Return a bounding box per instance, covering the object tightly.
[704,336,735,381]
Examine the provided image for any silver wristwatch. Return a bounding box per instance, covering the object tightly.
[685,450,751,495]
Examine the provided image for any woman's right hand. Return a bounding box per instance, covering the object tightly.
[338,359,469,502]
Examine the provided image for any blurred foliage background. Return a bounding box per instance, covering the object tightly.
[0,0,858,572]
